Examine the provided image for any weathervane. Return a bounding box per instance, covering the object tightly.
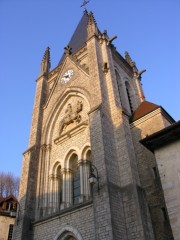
[81,0,91,8]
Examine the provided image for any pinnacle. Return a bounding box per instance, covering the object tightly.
[125,51,134,67]
[88,11,97,25]
[40,47,51,76]
[43,47,50,61]
[83,8,88,15]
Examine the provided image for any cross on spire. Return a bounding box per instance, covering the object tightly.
[81,0,91,8]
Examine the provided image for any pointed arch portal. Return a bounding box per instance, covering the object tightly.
[54,225,84,240]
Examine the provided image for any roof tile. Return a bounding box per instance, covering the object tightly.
[130,101,160,123]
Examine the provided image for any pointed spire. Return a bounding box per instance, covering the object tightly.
[59,11,101,64]
[40,47,51,76]
[87,11,98,37]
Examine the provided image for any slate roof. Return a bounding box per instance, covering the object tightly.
[130,101,160,123]
[59,11,89,64]
[59,11,101,64]
[68,11,89,54]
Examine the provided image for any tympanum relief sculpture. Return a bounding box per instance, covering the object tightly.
[59,101,83,135]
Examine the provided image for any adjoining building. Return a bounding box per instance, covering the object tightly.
[13,10,177,240]
[141,121,180,240]
[0,195,18,240]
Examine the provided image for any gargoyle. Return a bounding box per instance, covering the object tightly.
[136,69,146,79]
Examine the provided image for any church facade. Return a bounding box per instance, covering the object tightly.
[13,11,175,240]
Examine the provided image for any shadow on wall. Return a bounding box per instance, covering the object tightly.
[13,191,94,240]
[131,123,174,240]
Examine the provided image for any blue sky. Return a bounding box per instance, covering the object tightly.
[0,0,180,177]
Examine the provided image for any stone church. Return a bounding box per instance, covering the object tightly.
[13,10,176,240]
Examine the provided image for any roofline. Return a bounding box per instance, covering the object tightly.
[130,104,175,124]
[0,195,18,203]
[160,106,175,123]
[140,120,180,152]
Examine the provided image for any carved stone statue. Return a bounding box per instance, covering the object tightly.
[59,101,83,135]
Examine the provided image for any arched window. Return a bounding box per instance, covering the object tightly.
[125,81,133,114]
[85,150,91,198]
[49,163,62,214]
[57,165,63,205]
[57,232,77,240]
[65,237,76,240]
[54,225,83,240]
[69,154,80,205]
[115,70,128,111]
[86,150,91,162]
[48,148,93,214]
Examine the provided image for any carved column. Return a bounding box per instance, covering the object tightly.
[53,174,61,212]
[49,174,54,214]
[43,144,51,215]
[61,168,67,209]
[66,169,73,207]
[84,160,90,199]
[78,160,84,203]
[36,144,46,218]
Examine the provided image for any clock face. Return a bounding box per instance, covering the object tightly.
[61,69,74,84]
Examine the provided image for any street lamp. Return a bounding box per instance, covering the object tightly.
[89,163,100,192]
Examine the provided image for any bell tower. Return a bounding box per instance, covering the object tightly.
[13,10,174,240]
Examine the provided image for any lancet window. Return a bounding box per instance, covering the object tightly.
[41,148,92,218]
[115,70,133,113]
[69,154,81,205]
[49,163,62,213]
[125,81,134,114]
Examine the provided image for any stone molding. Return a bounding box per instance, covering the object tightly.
[54,224,84,240]
[54,121,88,145]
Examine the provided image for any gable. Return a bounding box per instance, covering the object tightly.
[42,89,91,145]
[44,55,90,109]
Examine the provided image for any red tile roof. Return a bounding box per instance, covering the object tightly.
[130,101,160,123]
[0,195,18,204]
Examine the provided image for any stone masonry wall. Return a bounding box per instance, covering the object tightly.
[0,215,15,240]
[131,111,174,239]
[155,140,180,240]
[33,204,95,240]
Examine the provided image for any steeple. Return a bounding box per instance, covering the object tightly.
[59,11,89,64]
[59,10,100,64]
[40,47,51,76]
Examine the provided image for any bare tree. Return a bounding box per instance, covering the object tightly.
[0,172,5,197]
[0,172,20,198]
